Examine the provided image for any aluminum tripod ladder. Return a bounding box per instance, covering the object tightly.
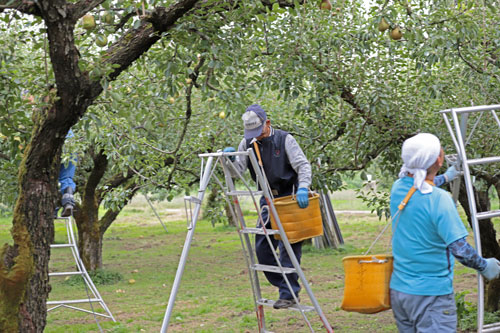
[48,216,116,322]
[160,149,333,332]
[441,104,500,333]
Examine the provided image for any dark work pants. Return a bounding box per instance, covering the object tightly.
[255,196,303,300]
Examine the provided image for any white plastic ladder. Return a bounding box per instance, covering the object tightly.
[48,216,116,322]
[160,149,333,332]
[441,104,500,333]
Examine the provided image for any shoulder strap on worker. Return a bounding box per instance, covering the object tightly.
[364,179,435,255]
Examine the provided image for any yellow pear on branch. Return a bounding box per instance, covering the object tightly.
[82,14,96,31]
[378,17,389,32]
[319,0,332,11]
[390,26,403,40]
[95,35,108,47]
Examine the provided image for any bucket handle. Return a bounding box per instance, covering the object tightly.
[358,256,388,264]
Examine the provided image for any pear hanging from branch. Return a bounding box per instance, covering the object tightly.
[319,0,332,11]
[390,26,403,40]
[378,17,389,32]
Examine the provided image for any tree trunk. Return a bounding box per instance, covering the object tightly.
[0,0,285,328]
[458,183,500,257]
[79,230,103,271]
[73,148,139,271]
[486,279,500,312]
[74,199,103,271]
[0,128,64,332]
[224,201,237,227]
[458,182,500,311]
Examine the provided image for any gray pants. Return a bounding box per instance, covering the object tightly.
[390,289,457,333]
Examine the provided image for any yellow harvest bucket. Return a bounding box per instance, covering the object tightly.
[269,193,323,244]
[340,254,393,314]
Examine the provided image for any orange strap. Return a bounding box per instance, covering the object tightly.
[397,180,435,211]
[253,141,263,167]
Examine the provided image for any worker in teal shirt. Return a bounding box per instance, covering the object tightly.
[390,133,500,333]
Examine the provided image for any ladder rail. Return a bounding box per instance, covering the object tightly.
[443,106,500,333]
[67,217,116,320]
[66,218,101,301]
[160,150,333,332]
[246,150,333,332]
[442,111,463,162]
[492,109,500,128]
[221,151,273,239]
[221,153,314,331]
[450,109,486,332]
[440,104,500,114]
[246,150,315,330]
[50,217,116,322]
[216,163,267,332]
[211,172,262,290]
[160,155,217,332]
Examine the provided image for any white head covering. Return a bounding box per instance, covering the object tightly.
[398,133,441,194]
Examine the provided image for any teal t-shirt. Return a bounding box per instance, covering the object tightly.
[389,176,469,296]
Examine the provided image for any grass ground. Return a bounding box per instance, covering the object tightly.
[0,190,498,332]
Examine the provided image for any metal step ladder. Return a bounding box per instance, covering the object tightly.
[160,149,333,332]
[441,104,500,333]
[48,216,116,322]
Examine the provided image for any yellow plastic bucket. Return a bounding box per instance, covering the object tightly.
[270,193,323,244]
[340,254,393,314]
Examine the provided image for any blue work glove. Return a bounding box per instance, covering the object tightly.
[443,165,458,183]
[480,258,500,281]
[434,174,446,187]
[296,187,309,208]
[223,147,235,162]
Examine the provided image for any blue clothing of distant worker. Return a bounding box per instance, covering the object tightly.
[59,129,76,194]
[59,129,76,217]
[389,133,500,333]
[225,104,312,310]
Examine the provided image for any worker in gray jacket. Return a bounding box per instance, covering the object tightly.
[224,104,312,309]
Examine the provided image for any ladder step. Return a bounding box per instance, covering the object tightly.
[226,190,263,196]
[476,210,500,220]
[50,244,74,248]
[47,298,101,305]
[54,217,71,221]
[256,298,315,312]
[251,264,296,274]
[49,271,84,277]
[467,156,500,165]
[482,321,500,333]
[184,196,202,204]
[240,227,280,235]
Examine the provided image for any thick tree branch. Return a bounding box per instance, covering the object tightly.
[69,0,106,21]
[84,148,108,203]
[98,168,135,197]
[0,0,41,16]
[260,0,299,7]
[457,41,484,75]
[99,181,139,234]
[70,0,106,19]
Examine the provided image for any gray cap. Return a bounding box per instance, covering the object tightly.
[242,104,267,139]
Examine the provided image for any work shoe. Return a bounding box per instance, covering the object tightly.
[61,187,75,217]
[61,204,73,217]
[273,297,299,309]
